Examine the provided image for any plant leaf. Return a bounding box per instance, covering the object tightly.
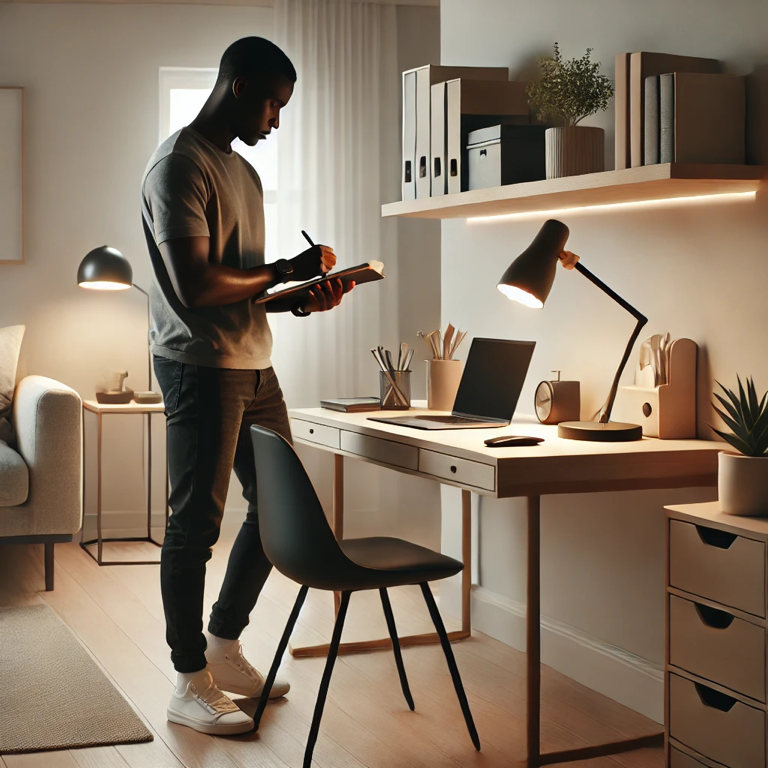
[713,405,751,445]
[711,426,754,456]
[715,380,744,422]
[713,393,741,424]
[738,375,755,430]
[747,376,760,422]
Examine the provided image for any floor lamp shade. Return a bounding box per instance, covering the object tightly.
[497,220,570,308]
[77,246,133,289]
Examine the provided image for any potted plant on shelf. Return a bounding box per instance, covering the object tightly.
[712,376,768,516]
[526,43,614,179]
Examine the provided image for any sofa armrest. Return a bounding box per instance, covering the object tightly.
[13,376,83,535]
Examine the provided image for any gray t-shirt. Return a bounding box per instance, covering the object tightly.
[141,127,273,369]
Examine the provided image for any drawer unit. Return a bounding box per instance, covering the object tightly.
[669,520,765,617]
[419,449,495,491]
[669,747,709,768]
[339,431,418,471]
[669,595,765,702]
[668,673,765,768]
[290,419,340,450]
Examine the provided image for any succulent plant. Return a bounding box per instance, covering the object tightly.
[526,43,614,128]
[712,376,768,457]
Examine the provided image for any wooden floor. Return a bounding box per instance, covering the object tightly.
[0,523,664,768]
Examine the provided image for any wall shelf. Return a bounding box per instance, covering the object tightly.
[381,163,765,220]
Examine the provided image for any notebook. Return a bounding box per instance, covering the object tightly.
[368,338,535,430]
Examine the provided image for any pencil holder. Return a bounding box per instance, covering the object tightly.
[427,359,463,411]
[380,370,411,409]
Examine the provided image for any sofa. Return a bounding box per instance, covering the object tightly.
[0,375,83,590]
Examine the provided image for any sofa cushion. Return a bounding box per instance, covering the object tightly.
[0,325,25,446]
[0,442,28,506]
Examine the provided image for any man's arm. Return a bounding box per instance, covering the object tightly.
[159,236,336,309]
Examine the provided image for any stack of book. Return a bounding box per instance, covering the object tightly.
[614,52,745,168]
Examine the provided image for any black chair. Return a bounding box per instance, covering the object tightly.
[248,424,480,766]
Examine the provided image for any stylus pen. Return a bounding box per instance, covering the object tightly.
[301,230,315,247]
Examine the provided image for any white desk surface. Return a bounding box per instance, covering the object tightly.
[289,407,722,497]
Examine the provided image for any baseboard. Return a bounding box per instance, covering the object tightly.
[441,580,663,723]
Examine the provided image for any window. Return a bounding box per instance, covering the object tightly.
[158,68,279,259]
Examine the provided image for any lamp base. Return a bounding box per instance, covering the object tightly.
[557,420,643,442]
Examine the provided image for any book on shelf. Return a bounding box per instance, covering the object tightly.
[614,52,631,170]
[644,75,661,165]
[629,52,721,167]
[659,72,745,164]
[402,65,509,200]
[255,261,385,311]
[320,397,382,413]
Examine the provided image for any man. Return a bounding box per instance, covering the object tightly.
[141,36,353,736]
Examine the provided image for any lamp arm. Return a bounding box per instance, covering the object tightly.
[133,283,153,392]
[573,262,648,423]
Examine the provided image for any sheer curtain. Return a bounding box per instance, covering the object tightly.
[270,0,399,408]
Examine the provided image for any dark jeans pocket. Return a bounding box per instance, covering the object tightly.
[153,356,184,415]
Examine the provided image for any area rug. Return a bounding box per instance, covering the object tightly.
[0,604,153,754]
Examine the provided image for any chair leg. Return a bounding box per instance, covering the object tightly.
[420,582,481,751]
[304,590,351,768]
[44,543,54,591]
[379,588,414,711]
[251,584,310,733]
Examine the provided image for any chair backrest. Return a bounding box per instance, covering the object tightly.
[249,424,356,589]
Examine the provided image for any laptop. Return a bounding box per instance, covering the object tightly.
[368,338,535,430]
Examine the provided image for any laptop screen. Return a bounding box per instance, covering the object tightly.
[451,338,536,420]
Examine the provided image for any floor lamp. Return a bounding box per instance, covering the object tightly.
[497,219,647,442]
[77,245,161,404]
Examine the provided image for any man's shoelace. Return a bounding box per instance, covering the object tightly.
[190,683,240,714]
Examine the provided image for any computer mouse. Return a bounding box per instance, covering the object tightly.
[484,435,544,448]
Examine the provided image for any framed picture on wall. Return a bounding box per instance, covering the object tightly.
[0,87,25,264]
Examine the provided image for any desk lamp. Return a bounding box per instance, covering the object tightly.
[77,245,161,404]
[497,219,647,442]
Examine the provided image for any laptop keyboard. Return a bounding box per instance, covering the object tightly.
[416,415,490,424]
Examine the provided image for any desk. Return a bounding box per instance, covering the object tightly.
[288,406,721,767]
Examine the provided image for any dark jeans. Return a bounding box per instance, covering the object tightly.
[153,356,292,673]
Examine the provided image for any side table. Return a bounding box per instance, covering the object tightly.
[81,399,169,565]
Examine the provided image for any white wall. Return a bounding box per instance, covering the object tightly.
[0,2,443,546]
[438,0,768,721]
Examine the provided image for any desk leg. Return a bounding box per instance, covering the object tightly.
[527,495,541,768]
[526,494,664,767]
[462,489,471,636]
[290,481,472,659]
[333,454,344,617]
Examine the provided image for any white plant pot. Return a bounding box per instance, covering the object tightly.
[545,126,605,179]
[718,451,768,517]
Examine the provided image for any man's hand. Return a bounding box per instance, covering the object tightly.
[303,278,355,313]
[290,245,336,281]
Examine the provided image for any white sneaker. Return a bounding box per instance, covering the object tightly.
[206,639,291,699]
[167,669,253,735]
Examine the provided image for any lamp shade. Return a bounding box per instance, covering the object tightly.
[497,219,570,308]
[77,245,133,290]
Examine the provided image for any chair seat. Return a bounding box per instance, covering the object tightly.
[337,536,463,591]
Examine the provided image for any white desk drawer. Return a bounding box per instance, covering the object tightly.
[670,746,709,768]
[669,520,765,617]
[340,431,418,471]
[669,673,765,768]
[291,419,340,450]
[419,449,495,491]
[669,595,765,702]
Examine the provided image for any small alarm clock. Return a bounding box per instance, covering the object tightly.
[534,372,580,425]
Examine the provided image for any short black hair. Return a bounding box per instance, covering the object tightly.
[218,37,297,85]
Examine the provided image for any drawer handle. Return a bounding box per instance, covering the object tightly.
[696,525,738,549]
[694,682,737,712]
[450,465,457,474]
[695,603,735,629]
[309,429,314,435]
